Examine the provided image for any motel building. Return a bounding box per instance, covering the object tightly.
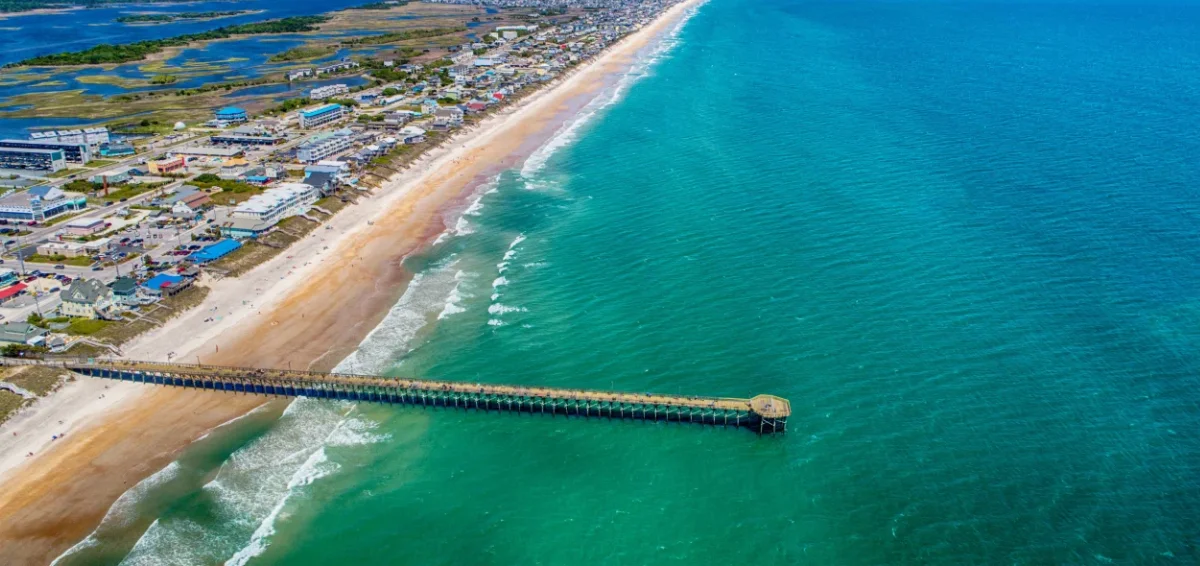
[217,183,318,239]
[298,104,346,129]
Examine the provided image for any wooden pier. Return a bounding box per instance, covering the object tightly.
[0,357,790,434]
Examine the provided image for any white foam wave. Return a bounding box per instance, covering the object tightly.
[463,193,486,217]
[487,319,505,327]
[335,257,463,375]
[439,270,476,320]
[492,276,509,288]
[487,303,527,315]
[452,216,474,236]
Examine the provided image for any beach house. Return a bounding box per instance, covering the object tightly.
[0,322,48,346]
[110,277,141,306]
[171,191,211,218]
[140,273,193,298]
[60,278,112,319]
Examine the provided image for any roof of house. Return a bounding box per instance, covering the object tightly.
[63,278,109,305]
[142,273,185,290]
[0,321,47,344]
[304,171,335,189]
[163,186,201,206]
[111,277,138,294]
[180,192,210,208]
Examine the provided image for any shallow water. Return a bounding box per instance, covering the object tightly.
[58,0,1200,563]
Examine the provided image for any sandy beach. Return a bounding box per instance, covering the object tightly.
[0,0,703,562]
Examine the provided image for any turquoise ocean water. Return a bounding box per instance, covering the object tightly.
[57,0,1200,563]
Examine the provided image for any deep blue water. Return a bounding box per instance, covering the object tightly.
[55,0,1200,564]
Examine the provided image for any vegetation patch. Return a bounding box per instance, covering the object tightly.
[115,10,252,24]
[0,390,28,426]
[3,365,68,396]
[66,318,111,335]
[190,173,262,205]
[341,27,464,46]
[268,44,338,63]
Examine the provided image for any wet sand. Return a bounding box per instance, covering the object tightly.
[0,1,704,562]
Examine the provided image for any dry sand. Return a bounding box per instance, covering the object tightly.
[0,0,704,562]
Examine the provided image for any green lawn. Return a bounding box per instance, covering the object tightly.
[45,169,78,179]
[22,254,94,267]
[66,318,111,335]
[87,184,153,205]
[85,159,120,168]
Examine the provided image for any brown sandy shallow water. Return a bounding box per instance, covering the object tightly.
[0,2,701,562]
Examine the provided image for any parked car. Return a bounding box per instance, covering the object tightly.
[91,266,103,271]
[53,264,64,269]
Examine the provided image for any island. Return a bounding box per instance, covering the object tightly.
[114,10,256,25]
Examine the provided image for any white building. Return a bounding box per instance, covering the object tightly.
[30,127,109,147]
[310,84,350,101]
[231,183,319,226]
[296,129,354,163]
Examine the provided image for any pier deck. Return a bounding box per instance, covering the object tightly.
[0,357,790,434]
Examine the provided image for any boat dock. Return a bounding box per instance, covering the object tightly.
[0,357,790,434]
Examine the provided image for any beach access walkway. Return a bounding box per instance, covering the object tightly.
[0,357,791,435]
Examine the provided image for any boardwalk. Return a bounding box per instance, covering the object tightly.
[0,357,790,434]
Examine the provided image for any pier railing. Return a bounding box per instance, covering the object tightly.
[0,357,790,435]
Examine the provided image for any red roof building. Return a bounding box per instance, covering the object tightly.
[0,282,28,303]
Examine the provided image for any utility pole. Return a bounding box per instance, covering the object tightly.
[14,231,26,276]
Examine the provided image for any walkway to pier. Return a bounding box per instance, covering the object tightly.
[0,357,790,434]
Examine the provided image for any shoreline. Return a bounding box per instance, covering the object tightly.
[0,0,706,562]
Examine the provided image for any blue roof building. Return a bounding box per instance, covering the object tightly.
[214,106,248,123]
[140,273,192,297]
[298,104,346,129]
[188,239,242,264]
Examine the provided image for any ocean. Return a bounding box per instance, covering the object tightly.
[55,0,1200,563]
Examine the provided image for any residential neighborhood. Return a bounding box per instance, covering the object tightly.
[0,0,667,357]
